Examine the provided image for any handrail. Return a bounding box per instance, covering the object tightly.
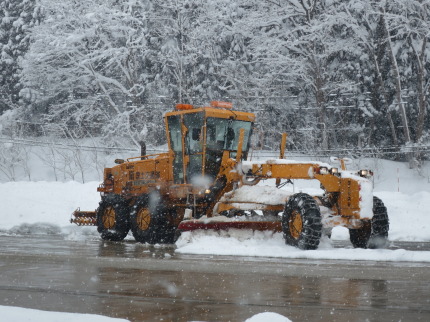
[126,152,170,162]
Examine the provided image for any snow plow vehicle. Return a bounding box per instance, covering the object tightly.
[71,101,389,250]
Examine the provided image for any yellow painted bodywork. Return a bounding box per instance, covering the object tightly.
[164,106,255,123]
[218,161,362,220]
[99,152,173,196]
[97,106,255,210]
[83,103,368,230]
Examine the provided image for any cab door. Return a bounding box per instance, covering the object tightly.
[183,112,204,183]
[166,114,185,184]
[167,112,204,184]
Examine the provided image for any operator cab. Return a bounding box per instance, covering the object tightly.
[165,102,255,184]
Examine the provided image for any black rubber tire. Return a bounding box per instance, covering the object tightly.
[349,196,389,249]
[349,222,371,248]
[96,194,130,241]
[282,193,322,250]
[163,221,178,244]
[161,207,180,244]
[130,193,174,244]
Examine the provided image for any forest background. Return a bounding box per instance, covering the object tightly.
[0,0,429,182]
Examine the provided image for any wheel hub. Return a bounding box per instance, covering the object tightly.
[102,206,116,229]
[137,208,151,231]
[289,210,303,239]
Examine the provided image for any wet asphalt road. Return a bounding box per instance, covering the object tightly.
[0,235,429,322]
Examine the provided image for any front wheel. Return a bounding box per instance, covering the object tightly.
[349,196,389,249]
[96,194,130,241]
[282,193,322,250]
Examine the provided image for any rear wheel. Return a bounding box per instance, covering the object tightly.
[130,193,173,244]
[349,196,389,249]
[96,194,130,241]
[282,193,322,250]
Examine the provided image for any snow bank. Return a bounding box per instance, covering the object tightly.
[0,181,100,230]
[375,191,430,241]
[0,306,128,322]
[175,230,430,263]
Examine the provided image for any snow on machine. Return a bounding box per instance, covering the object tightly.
[71,101,389,250]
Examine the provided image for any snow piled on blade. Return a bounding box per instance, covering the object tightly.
[219,184,292,205]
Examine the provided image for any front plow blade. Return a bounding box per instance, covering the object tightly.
[71,208,97,226]
[178,220,282,232]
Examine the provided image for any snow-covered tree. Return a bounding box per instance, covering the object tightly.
[0,0,42,114]
[20,0,166,146]
[347,0,430,163]
[383,0,430,145]
[239,1,364,151]
[10,0,430,162]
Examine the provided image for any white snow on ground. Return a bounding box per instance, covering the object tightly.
[0,158,429,263]
[245,312,292,322]
[0,158,428,322]
[0,306,289,322]
[0,306,128,322]
[0,181,100,231]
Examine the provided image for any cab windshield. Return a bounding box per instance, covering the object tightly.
[206,118,252,152]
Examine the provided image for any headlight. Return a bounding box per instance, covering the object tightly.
[205,189,211,194]
[329,167,339,175]
[358,169,372,177]
[319,167,329,175]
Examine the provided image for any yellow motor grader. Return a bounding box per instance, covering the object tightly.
[71,101,389,250]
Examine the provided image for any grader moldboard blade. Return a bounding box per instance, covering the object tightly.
[177,219,282,233]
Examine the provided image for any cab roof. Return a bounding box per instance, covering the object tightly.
[164,104,255,122]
